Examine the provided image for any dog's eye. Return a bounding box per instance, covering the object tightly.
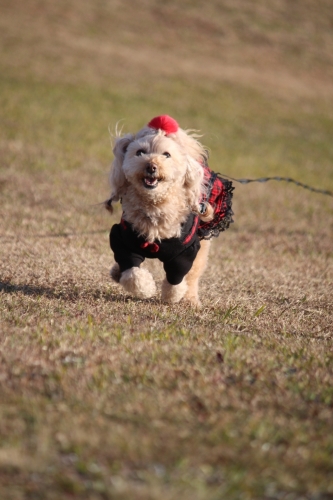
[135,149,146,156]
[163,152,171,158]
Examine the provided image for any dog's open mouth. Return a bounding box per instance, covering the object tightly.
[143,176,160,189]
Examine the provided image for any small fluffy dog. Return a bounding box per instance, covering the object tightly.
[106,115,233,307]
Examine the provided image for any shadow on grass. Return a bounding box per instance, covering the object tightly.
[0,280,151,304]
[0,229,107,241]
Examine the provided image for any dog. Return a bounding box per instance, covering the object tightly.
[106,115,233,307]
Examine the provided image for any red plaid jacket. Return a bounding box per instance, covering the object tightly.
[197,165,234,240]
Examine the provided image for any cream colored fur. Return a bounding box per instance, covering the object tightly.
[183,239,211,307]
[119,268,156,299]
[161,278,188,303]
[108,123,213,306]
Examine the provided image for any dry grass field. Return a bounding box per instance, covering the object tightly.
[1,1,333,499]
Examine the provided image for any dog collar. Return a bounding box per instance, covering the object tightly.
[148,115,179,134]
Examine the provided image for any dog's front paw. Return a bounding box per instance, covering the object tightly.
[161,278,187,304]
[119,267,156,299]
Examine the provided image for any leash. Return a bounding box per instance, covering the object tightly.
[219,174,333,198]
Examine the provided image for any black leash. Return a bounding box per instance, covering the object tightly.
[220,174,333,198]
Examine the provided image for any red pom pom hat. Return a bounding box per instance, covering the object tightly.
[148,115,179,135]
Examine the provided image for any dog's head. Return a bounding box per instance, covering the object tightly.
[108,116,208,213]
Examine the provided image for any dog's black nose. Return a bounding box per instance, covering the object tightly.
[146,163,157,174]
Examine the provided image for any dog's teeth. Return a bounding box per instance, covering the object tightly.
[144,178,158,186]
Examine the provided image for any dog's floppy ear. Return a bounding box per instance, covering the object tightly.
[184,156,205,212]
[109,134,134,201]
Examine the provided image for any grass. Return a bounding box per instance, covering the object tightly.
[1,0,333,499]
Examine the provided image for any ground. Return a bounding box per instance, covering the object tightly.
[0,1,333,499]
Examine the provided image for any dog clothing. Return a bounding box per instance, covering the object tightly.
[110,213,201,286]
[198,164,234,240]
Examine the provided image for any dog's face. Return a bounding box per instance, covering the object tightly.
[123,132,187,200]
[109,122,208,216]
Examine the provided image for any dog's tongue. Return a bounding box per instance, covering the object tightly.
[148,115,179,134]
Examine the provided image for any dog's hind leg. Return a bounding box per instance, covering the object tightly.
[183,239,211,307]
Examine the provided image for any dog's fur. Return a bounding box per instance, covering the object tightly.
[106,122,214,307]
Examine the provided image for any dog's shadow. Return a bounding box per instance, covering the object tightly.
[0,280,151,304]
[0,281,55,298]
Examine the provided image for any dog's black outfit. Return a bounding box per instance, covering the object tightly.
[110,213,200,285]
[109,165,234,285]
